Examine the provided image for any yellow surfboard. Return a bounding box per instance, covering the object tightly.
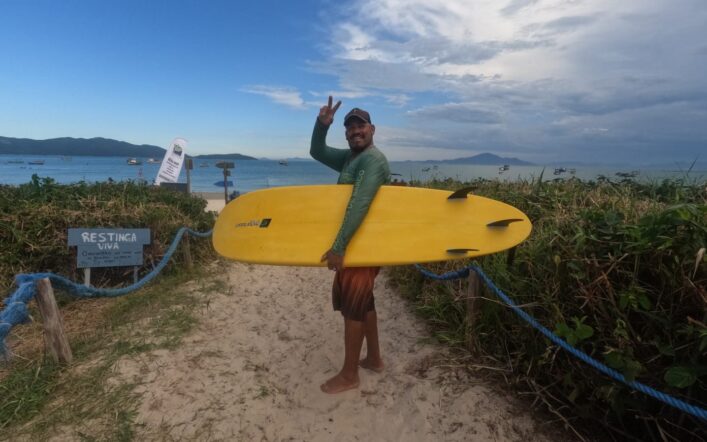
[212,185,532,267]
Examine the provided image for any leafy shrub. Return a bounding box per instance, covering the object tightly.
[0,176,216,294]
[389,176,706,440]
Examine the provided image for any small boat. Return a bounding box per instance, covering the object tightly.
[501,164,510,171]
[146,158,160,164]
[28,160,45,165]
[279,159,288,166]
[553,167,566,175]
[127,158,142,165]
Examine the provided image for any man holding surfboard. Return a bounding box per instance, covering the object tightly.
[311,96,391,394]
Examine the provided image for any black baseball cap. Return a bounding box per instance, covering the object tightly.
[344,108,372,126]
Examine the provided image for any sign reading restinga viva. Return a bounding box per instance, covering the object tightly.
[67,228,151,268]
[155,138,188,185]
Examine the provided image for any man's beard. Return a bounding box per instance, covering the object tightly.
[347,136,370,152]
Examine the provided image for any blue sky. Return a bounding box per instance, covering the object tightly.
[1,0,705,164]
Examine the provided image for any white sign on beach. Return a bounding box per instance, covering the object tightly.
[155,138,188,185]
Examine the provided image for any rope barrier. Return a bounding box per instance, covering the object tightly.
[0,227,212,357]
[3,228,704,421]
[415,264,707,421]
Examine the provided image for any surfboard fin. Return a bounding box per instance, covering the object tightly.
[446,248,479,254]
[487,218,524,227]
[447,187,475,200]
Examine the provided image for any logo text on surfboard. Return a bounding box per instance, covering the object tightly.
[235,218,271,228]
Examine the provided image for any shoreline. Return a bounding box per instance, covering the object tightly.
[194,191,228,213]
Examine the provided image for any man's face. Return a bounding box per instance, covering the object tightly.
[345,119,375,152]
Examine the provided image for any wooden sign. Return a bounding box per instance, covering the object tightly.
[67,228,151,268]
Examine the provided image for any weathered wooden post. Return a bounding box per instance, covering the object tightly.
[183,234,193,271]
[185,158,193,194]
[466,268,482,353]
[35,278,73,364]
[507,246,517,267]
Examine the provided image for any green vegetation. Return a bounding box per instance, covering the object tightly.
[0,176,219,439]
[0,175,215,292]
[1,270,220,440]
[389,176,706,441]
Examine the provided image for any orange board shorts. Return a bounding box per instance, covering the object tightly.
[332,267,380,322]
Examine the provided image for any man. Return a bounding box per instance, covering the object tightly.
[311,96,391,394]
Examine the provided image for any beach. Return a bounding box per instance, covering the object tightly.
[195,191,228,213]
[108,261,556,441]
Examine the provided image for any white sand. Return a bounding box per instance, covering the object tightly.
[196,193,227,213]
[113,262,557,441]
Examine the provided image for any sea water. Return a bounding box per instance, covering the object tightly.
[0,155,703,193]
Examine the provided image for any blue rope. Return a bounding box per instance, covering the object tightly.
[0,227,212,357]
[415,264,707,421]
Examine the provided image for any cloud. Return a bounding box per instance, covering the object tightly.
[304,0,707,162]
[540,14,600,34]
[500,0,540,17]
[241,85,306,109]
[407,103,502,124]
[308,59,435,92]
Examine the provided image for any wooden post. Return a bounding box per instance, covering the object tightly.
[183,234,193,271]
[185,158,193,194]
[84,268,91,287]
[506,247,517,267]
[466,269,482,353]
[35,278,73,364]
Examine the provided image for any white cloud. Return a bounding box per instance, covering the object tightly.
[407,103,502,124]
[311,0,707,162]
[241,85,306,109]
[236,1,706,162]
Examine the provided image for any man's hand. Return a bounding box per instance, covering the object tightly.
[321,249,344,272]
[318,96,341,126]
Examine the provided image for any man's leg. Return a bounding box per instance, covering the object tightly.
[321,317,365,394]
[360,310,384,372]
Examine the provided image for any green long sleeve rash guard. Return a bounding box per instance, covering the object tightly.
[310,119,391,255]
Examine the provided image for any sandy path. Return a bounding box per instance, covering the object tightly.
[115,262,555,441]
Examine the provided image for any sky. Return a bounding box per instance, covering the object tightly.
[1,0,705,164]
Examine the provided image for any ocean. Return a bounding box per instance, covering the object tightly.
[0,155,703,193]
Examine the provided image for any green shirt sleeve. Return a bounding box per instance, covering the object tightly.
[310,119,349,172]
[331,152,389,255]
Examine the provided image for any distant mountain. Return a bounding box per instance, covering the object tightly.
[0,136,167,157]
[193,153,257,160]
[0,136,257,160]
[433,153,534,165]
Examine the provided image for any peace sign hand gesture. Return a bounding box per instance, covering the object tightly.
[318,96,342,126]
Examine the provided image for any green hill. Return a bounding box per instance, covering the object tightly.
[0,136,256,160]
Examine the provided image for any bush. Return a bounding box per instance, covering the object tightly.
[389,176,706,441]
[0,176,216,294]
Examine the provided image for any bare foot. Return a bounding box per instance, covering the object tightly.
[359,358,384,373]
[320,373,359,394]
